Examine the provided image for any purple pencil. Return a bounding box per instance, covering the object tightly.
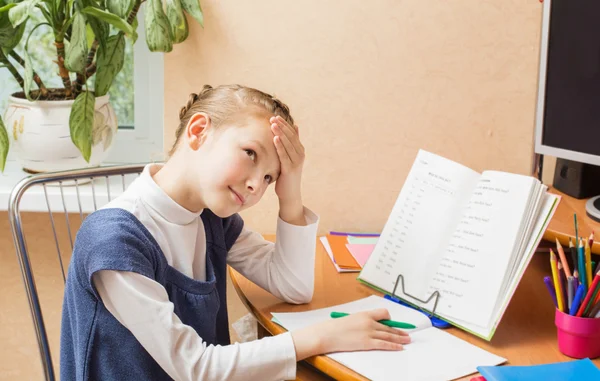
[544,275,558,308]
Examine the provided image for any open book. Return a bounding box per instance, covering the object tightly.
[272,296,506,381]
[358,150,560,340]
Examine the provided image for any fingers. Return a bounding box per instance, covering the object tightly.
[366,308,391,321]
[369,339,404,351]
[273,136,292,167]
[270,116,304,156]
[371,329,411,345]
[272,124,299,159]
[372,321,410,337]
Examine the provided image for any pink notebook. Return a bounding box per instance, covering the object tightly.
[345,243,375,267]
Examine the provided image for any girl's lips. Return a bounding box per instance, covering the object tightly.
[229,187,245,205]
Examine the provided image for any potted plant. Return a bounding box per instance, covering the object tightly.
[0,0,203,172]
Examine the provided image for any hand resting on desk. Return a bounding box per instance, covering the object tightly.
[290,308,411,360]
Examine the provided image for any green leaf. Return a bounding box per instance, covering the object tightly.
[0,115,9,172]
[23,50,34,101]
[166,0,188,44]
[107,0,134,19]
[0,3,17,15]
[8,0,41,27]
[69,91,95,162]
[81,6,137,42]
[85,23,94,48]
[94,33,124,97]
[65,11,87,72]
[181,0,203,27]
[87,11,108,46]
[0,7,25,51]
[145,0,173,52]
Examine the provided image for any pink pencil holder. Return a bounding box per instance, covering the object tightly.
[555,309,600,359]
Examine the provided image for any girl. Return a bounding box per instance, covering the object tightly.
[60,84,410,380]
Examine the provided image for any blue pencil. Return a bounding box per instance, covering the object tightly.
[569,284,586,315]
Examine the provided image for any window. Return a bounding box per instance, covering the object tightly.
[0,3,163,164]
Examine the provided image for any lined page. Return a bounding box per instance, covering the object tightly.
[359,150,480,300]
[447,193,559,339]
[426,172,538,326]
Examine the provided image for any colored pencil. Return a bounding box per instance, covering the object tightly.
[570,284,586,315]
[585,240,592,288]
[550,250,565,312]
[574,214,579,247]
[569,237,578,274]
[558,263,568,310]
[577,269,600,317]
[567,276,575,310]
[555,238,571,278]
[543,276,558,308]
[578,239,586,291]
[588,299,600,318]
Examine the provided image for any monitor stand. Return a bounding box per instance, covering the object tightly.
[553,158,600,199]
[586,196,600,223]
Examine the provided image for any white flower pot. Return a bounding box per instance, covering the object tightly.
[3,94,118,173]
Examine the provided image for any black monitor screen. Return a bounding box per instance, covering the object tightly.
[542,0,600,157]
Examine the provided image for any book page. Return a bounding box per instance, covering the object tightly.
[359,150,480,300]
[426,171,538,326]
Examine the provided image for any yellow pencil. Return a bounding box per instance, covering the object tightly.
[585,239,592,288]
[550,250,564,312]
[556,238,572,278]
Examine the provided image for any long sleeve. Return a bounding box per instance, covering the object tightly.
[93,270,298,381]
[227,207,319,304]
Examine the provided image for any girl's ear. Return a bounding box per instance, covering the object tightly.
[186,112,211,150]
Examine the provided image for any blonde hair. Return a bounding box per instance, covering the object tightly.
[170,84,295,156]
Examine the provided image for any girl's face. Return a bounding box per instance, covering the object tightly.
[191,112,281,217]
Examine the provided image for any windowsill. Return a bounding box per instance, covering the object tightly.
[0,159,136,213]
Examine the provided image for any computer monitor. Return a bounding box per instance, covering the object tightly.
[533,0,600,221]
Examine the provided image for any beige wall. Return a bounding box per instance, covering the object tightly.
[164,0,546,234]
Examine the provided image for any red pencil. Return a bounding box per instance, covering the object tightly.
[576,269,600,317]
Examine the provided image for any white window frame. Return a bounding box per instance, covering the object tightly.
[106,3,164,164]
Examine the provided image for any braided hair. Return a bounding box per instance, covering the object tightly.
[171,84,295,156]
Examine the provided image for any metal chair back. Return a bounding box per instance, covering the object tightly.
[8,164,145,381]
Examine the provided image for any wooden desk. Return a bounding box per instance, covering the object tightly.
[547,188,600,254]
[231,240,600,381]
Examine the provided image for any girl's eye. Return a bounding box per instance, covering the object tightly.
[245,149,256,160]
[264,175,273,184]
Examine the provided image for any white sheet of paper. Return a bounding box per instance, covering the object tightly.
[271,296,506,381]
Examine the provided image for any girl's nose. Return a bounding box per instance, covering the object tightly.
[246,176,261,194]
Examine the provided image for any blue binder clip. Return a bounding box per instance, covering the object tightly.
[384,294,451,329]
[384,273,451,329]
